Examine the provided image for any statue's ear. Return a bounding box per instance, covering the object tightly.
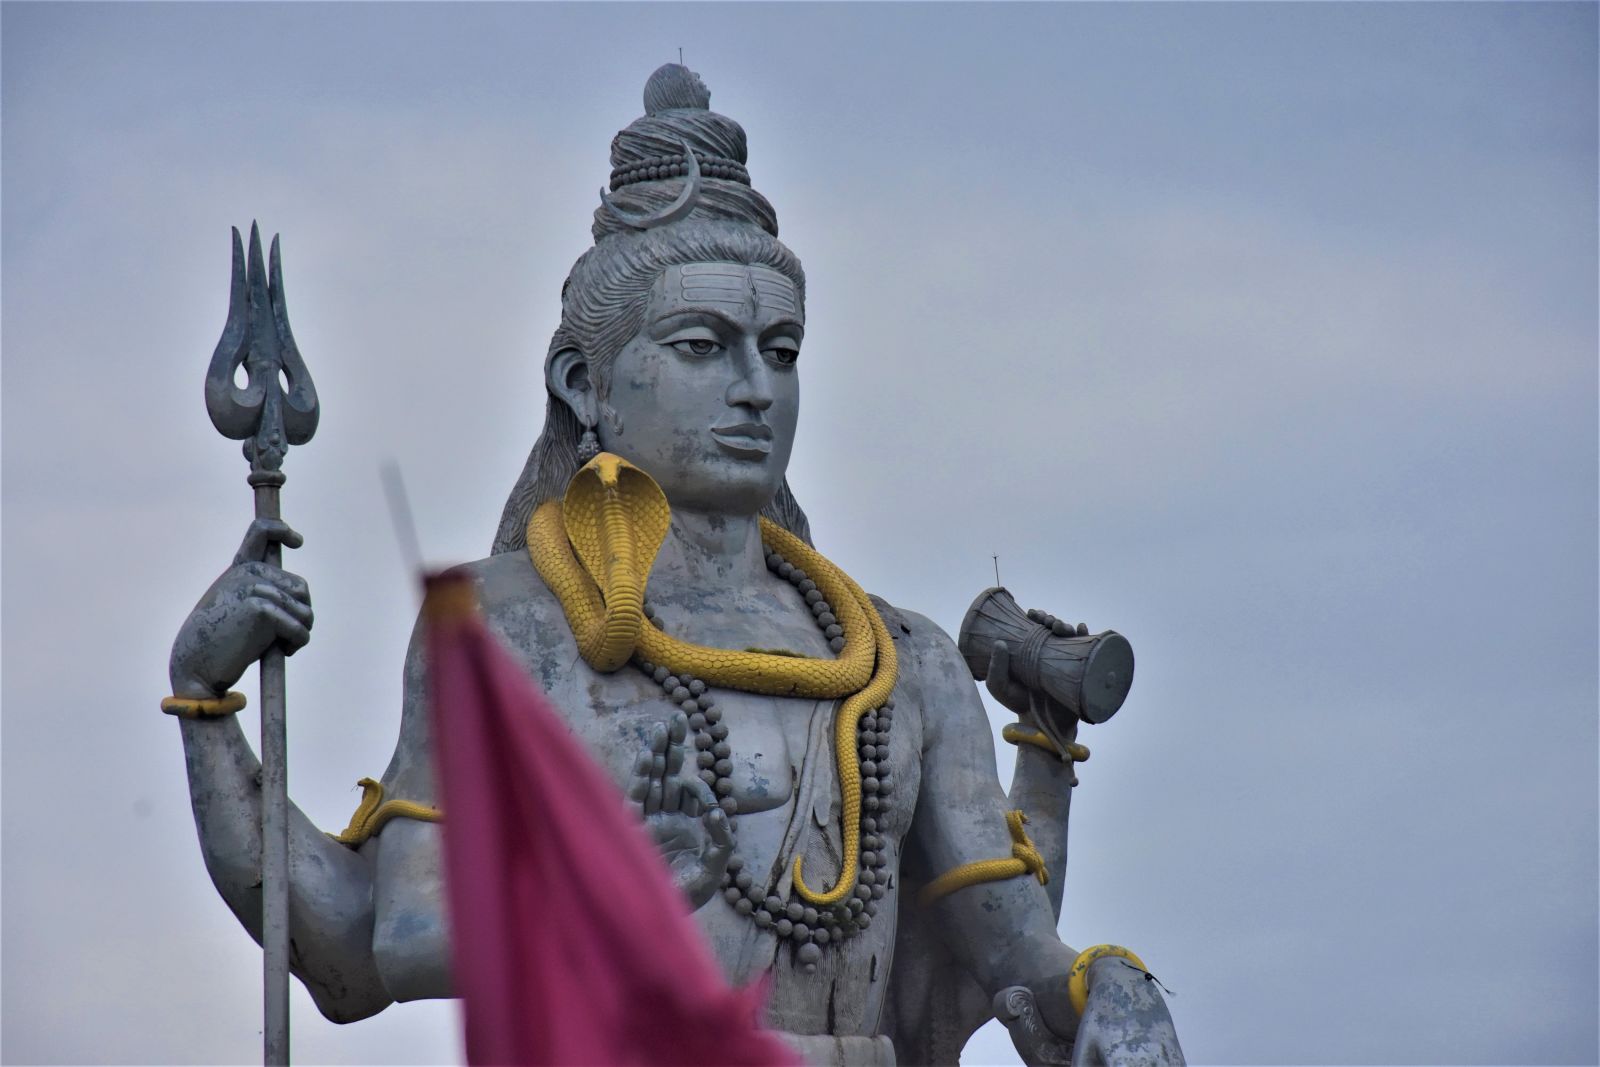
[547,347,598,429]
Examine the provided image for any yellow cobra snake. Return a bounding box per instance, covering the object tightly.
[527,454,898,906]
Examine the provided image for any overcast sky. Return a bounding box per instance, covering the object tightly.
[3,4,1596,1065]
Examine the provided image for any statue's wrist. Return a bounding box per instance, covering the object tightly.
[1004,941,1082,1038]
[169,673,228,702]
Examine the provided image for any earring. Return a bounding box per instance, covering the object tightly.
[577,426,600,463]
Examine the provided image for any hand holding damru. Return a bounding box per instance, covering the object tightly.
[984,607,1089,719]
[168,518,313,700]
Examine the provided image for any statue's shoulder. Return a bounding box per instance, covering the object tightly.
[867,594,991,763]
[442,551,575,663]
[868,594,968,680]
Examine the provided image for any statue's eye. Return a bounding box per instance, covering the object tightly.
[670,338,722,357]
[764,345,800,367]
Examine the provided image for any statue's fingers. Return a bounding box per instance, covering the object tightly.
[1068,1026,1100,1067]
[662,746,687,812]
[247,599,311,653]
[705,806,734,852]
[1050,617,1071,637]
[234,518,304,565]
[248,583,314,629]
[665,712,689,776]
[251,576,304,607]
[680,776,714,817]
[986,640,1014,699]
[626,750,652,804]
[645,778,664,816]
[1076,622,1089,637]
[650,721,669,756]
[662,714,688,808]
[253,565,311,603]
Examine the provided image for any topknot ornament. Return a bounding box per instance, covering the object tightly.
[644,63,711,115]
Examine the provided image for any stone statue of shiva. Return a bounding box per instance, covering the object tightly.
[165,64,1184,1066]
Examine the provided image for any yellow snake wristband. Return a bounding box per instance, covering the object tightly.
[1067,944,1149,1018]
[1001,723,1090,762]
[161,691,247,718]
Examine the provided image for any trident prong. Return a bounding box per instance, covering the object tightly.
[205,222,319,474]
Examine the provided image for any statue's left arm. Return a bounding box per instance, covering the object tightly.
[899,610,1184,1065]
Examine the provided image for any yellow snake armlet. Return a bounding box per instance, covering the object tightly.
[329,778,441,847]
[1067,944,1150,1017]
[161,691,247,719]
[916,809,1048,906]
[1002,723,1089,762]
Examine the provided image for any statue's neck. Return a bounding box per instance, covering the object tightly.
[650,508,767,592]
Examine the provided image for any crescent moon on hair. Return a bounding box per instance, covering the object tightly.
[599,139,703,230]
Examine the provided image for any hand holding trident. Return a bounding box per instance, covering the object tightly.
[205,222,319,1065]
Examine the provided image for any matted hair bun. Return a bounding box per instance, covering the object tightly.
[643,63,712,115]
[593,65,779,241]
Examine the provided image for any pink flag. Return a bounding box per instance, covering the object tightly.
[424,573,800,1067]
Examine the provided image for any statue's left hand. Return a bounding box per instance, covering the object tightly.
[626,711,734,910]
[985,608,1088,718]
[1069,957,1185,1067]
[996,958,1183,1067]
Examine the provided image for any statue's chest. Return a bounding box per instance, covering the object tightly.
[599,680,806,815]
[584,593,838,812]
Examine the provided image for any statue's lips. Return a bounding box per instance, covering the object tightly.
[710,422,773,457]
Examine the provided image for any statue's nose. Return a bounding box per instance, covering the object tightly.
[726,343,774,411]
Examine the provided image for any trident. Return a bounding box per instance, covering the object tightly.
[205,223,319,1066]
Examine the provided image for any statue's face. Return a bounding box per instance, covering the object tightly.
[599,262,803,514]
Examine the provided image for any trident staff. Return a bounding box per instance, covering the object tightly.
[203,223,319,1065]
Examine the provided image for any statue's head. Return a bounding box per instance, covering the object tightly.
[493,65,812,553]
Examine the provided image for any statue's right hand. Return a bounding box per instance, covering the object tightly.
[168,518,313,699]
[626,711,734,910]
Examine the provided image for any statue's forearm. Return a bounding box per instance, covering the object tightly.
[930,875,1078,985]
[1006,739,1076,920]
[178,717,392,1022]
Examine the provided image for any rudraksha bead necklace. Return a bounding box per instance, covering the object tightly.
[633,542,895,973]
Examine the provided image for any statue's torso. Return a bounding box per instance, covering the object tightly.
[368,549,925,1038]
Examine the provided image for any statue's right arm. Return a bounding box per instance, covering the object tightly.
[170,519,393,1023]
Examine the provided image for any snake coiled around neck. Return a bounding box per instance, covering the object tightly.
[527,454,897,905]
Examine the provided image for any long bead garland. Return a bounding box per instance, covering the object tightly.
[634,542,896,973]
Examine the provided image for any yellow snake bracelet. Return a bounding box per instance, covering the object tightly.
[1002,723,1090,763]
[527,453,898,906]
[161,690,248,718]
[1067,944,1149,1018]
[916,809,1048,906]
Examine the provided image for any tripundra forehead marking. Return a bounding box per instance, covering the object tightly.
[678,262,798,316]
